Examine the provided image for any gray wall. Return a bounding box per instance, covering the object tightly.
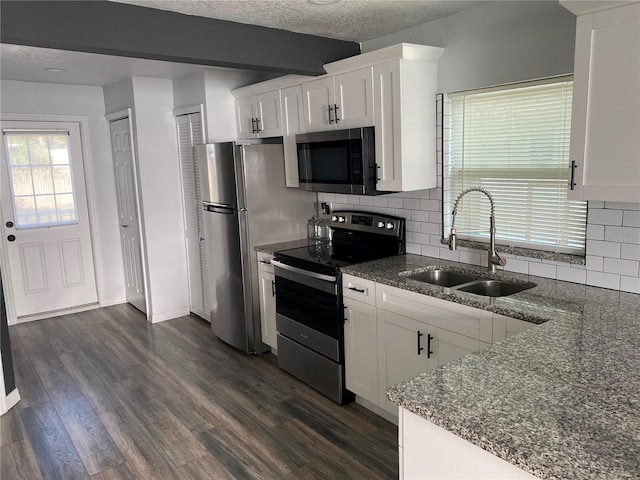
[363,1,576,93]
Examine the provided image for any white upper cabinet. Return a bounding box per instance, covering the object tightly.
[373,59,439,192]
[563,2,640,202]
[281,85,305,187]
[302,67,374,132]
[235,90,283,139]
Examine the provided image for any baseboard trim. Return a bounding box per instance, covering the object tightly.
[14,303,100,324]
[1,388,21,416]
[99,297,127,308]
[149,307,190,323]
[355,396,399,425]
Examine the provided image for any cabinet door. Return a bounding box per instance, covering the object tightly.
[302,77,334,132]
[256,90,283,138]
[258,268,277,350]
[335,68,374,129]
[373,61,401,191]
[344,298,378,404]
[282,85,304,187]
[569,4,640,202]
[236,96,258,139]
[435,328,488,367]
[378,310,437,415]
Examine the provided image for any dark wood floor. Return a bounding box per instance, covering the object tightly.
[0,304,398,479]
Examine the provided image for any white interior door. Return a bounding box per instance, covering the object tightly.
[176,112,210,321]
[0,121,98,320]
[109,117,146,314]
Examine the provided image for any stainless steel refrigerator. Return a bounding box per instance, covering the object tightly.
[196,139,315,354]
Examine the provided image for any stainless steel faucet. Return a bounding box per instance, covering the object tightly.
[449,187,506,273]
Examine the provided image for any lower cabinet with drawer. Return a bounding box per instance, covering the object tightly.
[342,274,535,419]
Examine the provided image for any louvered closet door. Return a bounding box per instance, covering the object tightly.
[176,113,210,321]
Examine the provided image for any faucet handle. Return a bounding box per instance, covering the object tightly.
[492,251,506,267]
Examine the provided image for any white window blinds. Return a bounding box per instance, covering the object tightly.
[444,78,587,255]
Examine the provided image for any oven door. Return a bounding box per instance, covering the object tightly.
[272,261,341,362]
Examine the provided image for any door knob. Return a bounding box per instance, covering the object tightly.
[5,221,14,228]
[7,234,16,242]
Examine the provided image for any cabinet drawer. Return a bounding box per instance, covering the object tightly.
[376,283,493,343]
[343,274,376,305]
[257,252,274,273]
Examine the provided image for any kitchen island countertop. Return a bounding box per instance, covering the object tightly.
[342,254,640,480]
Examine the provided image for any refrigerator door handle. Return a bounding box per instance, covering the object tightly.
[203,203,235,214]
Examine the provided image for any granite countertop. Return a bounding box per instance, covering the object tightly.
[342,254,640,480]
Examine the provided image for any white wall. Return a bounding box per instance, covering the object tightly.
[363,1,576,93]
[132,77,190,322]
[0,79,126,306]
[173,69,270,143]
[103,77,190,322]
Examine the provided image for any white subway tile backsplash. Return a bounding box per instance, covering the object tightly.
[586,224,605,241]
[421,245,441,258]
[605,201,640,211]
[588,209,623,226]
[503,258,529,274]
[529,262,557,279]
[586,255,604,271]
[387,197,404,208]
[589,201,605,208]
[621,244,640,261]
[420,199,439,211]
[406,243,422,255]
[412,210,430,222]
[358,196,375,206]
[411,232,429,245]
[603,258,639,277]
[373,196,388,207]
[586,271,621,290]
[429,188,442,200]
[439,248,460,262]
[586,240,621,258]
[459,251,482,265]
[620,275,640,294]
[623,210,640,227]
[421,222,440,235]
[407,221,421,233]
[556,266,587,284]
[403,198,420,210]
[429,212,442,224]
[604,226,640,245]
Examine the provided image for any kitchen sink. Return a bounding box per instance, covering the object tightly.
[455,280,533,297]
[407,269,478,287]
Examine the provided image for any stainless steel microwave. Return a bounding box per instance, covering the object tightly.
[296,127,379,195]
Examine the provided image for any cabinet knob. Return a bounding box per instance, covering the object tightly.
[7,234,16,242]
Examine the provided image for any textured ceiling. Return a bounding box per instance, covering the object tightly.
[109,0,487,42]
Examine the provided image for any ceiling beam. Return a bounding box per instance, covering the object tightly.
[0,0,361,76]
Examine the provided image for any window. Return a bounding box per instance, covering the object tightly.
[3,130,79,229]
[443,78,587,255]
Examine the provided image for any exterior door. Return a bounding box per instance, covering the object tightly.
[0,121,98,320]
[176,112,209,321]
[109,117,146,313]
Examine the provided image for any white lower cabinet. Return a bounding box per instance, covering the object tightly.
[344,297,378,404]
[342,275,531,418]
[378,310,437,414]
[257,252,277,351]
[400,408,540,480]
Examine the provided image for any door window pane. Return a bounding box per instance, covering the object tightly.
[4,132,78,228]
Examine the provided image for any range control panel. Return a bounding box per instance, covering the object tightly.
[330,211,404,237]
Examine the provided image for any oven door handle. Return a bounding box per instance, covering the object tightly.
[271,260,337,283]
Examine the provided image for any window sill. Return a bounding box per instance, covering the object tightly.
[438,238,586,266]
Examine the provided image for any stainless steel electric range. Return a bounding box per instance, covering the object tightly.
[272,210,406,404]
